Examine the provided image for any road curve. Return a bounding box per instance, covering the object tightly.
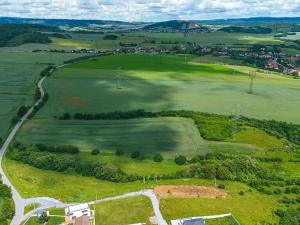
[24,189,168,225]
[0,73,48,225]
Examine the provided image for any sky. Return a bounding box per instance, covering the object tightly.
[0,0,300,22]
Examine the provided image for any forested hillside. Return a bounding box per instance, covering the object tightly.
[0,24,58,47]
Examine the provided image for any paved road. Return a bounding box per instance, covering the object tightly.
[0,74,47,225]
[23,189,168,225]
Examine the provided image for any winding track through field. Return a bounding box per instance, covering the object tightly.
[0,65,62,225]
[0,63,168,225]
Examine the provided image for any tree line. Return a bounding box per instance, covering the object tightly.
[0,177,14,225]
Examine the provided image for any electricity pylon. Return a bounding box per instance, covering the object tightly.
[231,104,240,138]
[248,71,256,94]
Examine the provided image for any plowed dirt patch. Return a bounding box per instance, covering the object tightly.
[154,185,227,199]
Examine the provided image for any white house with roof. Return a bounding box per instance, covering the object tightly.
[65,203,91,221]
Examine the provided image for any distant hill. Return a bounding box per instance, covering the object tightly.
[218,26,272,34]
[144,20,209,32]
[197,17,300,25]
[0,17,145,30]
[0,24,57,47]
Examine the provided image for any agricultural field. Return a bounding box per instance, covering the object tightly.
[50,31,295,50]
[36,54,300,124]
[0,44,85,137]
[17,117,207,158]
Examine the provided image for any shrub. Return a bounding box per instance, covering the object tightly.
[61,113,71,120]
[174,155,187,165]
[239,191,245,196]
[115,149,124,156]
[131,151,143,160]
[91,149,100,155]
[153,154,163,162]
[37,212,49,224]
[103,34,118,40]
[218,184,225,189]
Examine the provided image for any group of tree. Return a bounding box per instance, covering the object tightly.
[0,176,14,225]
[0,24,58,47]
[275,208,300,225]
[219,26,272,34]
[40,65,56,77]
[103,34,118,40]
[9,144,137,182]
[34,143,80,154]
[11,105,30,124]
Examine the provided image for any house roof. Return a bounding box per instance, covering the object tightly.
[65,203,90,214]
[74,216,90,225]
[183,218,205,225]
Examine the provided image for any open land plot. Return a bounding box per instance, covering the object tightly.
[17,117,208,158]
[37,54,300,124]
[4,159,284,224]
[0,44,86,137]
[95,196,154,225]
[160,193,280,225]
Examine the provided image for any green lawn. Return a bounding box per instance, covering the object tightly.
[95,196,153,225]
[17,117,207,158]
[35,54,300,124]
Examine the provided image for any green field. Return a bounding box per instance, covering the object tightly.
[95,196,153,225]
[17,117,207,157]
[160,193,280,225]
[36,54,300,124]
[0,44,85,137]
[50,31,293,50]
[4,159,285,225]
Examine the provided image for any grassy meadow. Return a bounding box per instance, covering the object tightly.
[4,159,286,225]
[95,196,154,225]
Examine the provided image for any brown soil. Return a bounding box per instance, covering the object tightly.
[154,185,228,199]
[63,96,89,107]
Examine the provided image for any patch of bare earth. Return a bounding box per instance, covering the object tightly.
[154,185,228,199]
[63,96,89,107]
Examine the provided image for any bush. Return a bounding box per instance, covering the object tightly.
[131,151,143,160]
[174,155,187,165]
[91,149,100,155]
[61,113,71,120]
[115,149,124,156]
[37,212,49,224]
[218,184,225,189]
[239,191,245,195]
[103,34,118,40]
[153,154,163,162]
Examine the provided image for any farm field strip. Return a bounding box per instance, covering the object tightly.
[17,117,207,157]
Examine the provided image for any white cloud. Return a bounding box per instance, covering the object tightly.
[0,0,300,21]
